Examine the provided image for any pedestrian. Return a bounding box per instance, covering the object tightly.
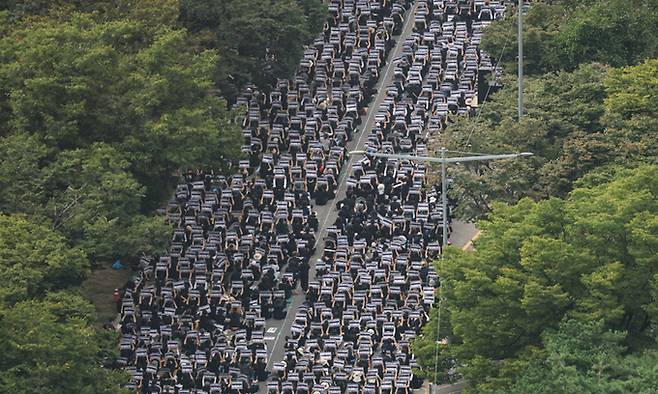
[113,288,121,313]
[298,259,310,291]
[308,210,319,232]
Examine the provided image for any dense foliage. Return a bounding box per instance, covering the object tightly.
[0,214,88,305]
[1,0,327,101]
[0,0,325,259]
[0,11,243,260]
[443,58,657,220]
[180,0,326,99]
[414,166,658,391]
[0,1,326,392]
[504,320,658,394]
[481,0,658,75]
[413,1,658,392]
[0,292,129,394]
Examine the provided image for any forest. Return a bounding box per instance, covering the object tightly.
[413,1,658,393]
[0,1,324,392]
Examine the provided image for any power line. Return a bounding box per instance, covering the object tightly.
[463,15,514,148]
[432,8,520,386]
[349,149,533,389]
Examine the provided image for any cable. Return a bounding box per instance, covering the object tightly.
[463,18,514,148]
[432,256,444,387]
[432,7,518,389]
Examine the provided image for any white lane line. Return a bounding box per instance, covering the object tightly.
[334,1,420,202]
[312,0,421,252]
[262,0,420,376]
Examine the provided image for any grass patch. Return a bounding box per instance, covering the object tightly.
[81,263,134,327]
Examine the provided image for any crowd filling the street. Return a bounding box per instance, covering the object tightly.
[118,1,516,393]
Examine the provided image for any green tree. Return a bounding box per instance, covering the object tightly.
[297,0,328,39]
[416,166,658,392]
[0,13,242,199]
[0,133,50,214]
[0,136,172,261]
[0,0,75,20]
[502,320,627,394]
[443,63,609,219]
[551,0,658,71]
[0,0,180,23]
[44,144,144,232]
[0,214,88,306]
[35,143,170,260]
[480,2,566,75]
[443,58,657,220]
[619,347,658,393]
[411,305,458,383]
[481,0,658,75]
[500,319,658,394]
[0,292,128,394]
[602,58,658,162]
[180,0,326,99]
[122,0,180,26]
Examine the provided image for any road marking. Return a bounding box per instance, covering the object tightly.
[262,0,421,380]
[266,327,277,333]
[315,0,421,252]
[461,230,481,251]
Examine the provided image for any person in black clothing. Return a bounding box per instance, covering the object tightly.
[287,252,301,274]
[298,259,310,291]
[308,210,319,232]
[254,357,268,381]
[260,268,276,291]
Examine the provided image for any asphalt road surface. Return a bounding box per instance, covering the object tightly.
[256,2,478,392]
[449,220,478,251]
[257,2,422,391]
[431,380,466,394]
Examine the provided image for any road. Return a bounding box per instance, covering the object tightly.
[257,1,422,390]
[431,381,466,394]
[257,2,479,391]
[449,220,478,250]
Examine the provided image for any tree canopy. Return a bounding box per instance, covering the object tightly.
[179,0,326,99]
[416,2,658,391]
[480,0,658,75]
[0,292,129,394]
[0,1,294,392]
[413,165,658,391]
[502,320,658,394]
[0,214,89,306]
[0,10,245,261]
[0,12,242,175]
[1,0,326,101]
[442,58,657,220]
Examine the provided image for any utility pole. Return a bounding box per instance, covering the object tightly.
[518,0,524,121]
[349,148,533,388]
[349,149,534,253]
[440,147,448,251]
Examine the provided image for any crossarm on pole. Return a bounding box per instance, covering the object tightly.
[348,150,533,163]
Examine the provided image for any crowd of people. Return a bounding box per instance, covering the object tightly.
[118,0,513,393]
[267,1,511,393]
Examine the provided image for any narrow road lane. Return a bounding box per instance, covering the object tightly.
[259,2,421,390]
